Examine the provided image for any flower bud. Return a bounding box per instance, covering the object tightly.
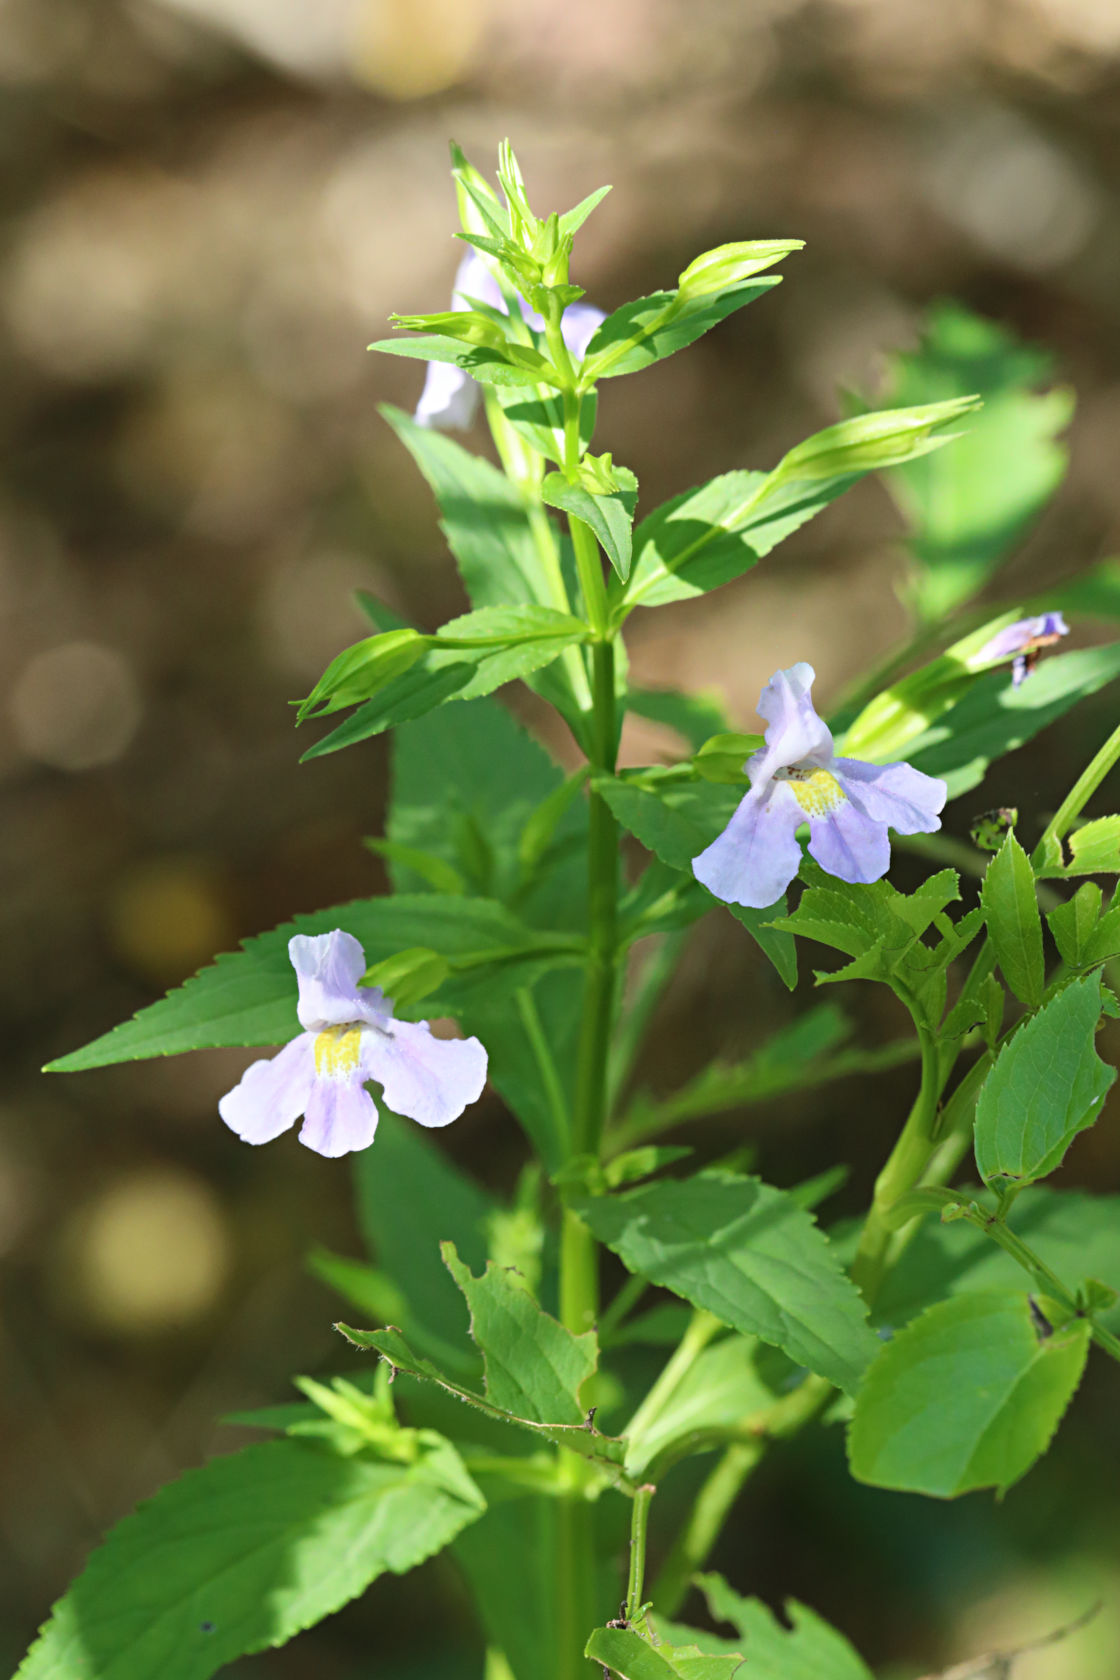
[676,240,804,302]
[390,310,508,350]
[772,397,982,483]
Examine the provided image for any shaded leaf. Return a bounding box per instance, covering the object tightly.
[574,1171,879,1394]
[974,974,1115,1190]
[848,1292,1089,1496]
[697,1573,873,1680]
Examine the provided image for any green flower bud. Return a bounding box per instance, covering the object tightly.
[676,240,804,301]
[772,397,981,483]
[390,310,507,350]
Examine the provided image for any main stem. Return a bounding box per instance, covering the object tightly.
[557,504,621,1678]
[561,517,619,1336]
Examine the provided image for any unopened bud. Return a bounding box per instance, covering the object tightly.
[677,240,804,301]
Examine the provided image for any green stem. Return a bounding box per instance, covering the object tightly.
[650,1375,832,1617]
[1034,719,1120,867]
[625,1484,656,1626]
[516,988,571,1164]
[849,1023,945,1302]
[556,1492,596,1680]
[597,1273,649,1344]
[625,1312,721,1443]
[651,1441,762,1618]
[961,1210,1120,1364]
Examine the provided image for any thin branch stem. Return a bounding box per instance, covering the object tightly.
[1033,718,1120,866]
[625,1484,656,1626]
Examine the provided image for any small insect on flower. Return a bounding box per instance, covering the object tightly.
[414,250,605,431]
[977,611,1069,688]
[692,663,946,910]
[219,930,487,1158]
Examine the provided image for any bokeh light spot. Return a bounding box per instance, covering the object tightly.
[59,1167,232,1335]
[106,855,234,987]
[10,641,142,771]
[349,0,488,99]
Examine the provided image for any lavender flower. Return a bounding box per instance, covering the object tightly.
[219,930,487,1158]
[692,663,947,910]
[977,612,1069,687]
[414,250,605,430]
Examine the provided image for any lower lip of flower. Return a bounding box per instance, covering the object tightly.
[313,1024,364,1078]
[778,764,845,817]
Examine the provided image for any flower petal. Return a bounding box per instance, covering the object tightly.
[746,663,835,786]
[832,758,946,835]
[219,1034,315,1145]
[414,358,481,431]
[691,783,803,909]
[978,612,1069,664]
[298,1077,378,1158]
[289,930,367,1031]
[360,1019,487,1128]
[451,249,505,314]
[561,303,607,360]
[807,799,891,884]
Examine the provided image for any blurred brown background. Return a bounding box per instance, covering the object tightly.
[4,0,1120,1675]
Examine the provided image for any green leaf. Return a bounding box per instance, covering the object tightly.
[582,276,783,381]
[558,183,612,238]
[441,1242,596,1424]
[337,1290,628,1464]
[1045,815,1120,877]
[870,1185,1120,1333]
[387,694,584,908]
[45,895,561,1072]
[301,605,587,758]
[595,774,796,988]
[973,974,1116,1190]
[15,1436,484,1680]
[697,1573,873,1680]
[902,644,1120,800]
[574,1171,879,1394]
[624,469,852,611]
[541,467,638,581]
[354,1112,493,1375]
[624,1334,778,1475]
[622,400,975,612]
[495,385,598,467]
[384,697,585,1165]
[615,1005,919,1145]
[585,1628,742,1680]
[873,302,1072,621]
[848,1291,1090,1496]
[380,407,541,609]
[1046,882,1104,969]
[981,831,1044,1007]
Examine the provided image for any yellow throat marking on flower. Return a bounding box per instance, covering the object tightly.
[313,1023,363,1079]
[783,766,845,818]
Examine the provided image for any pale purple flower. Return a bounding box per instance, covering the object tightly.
[219,930,487,1158]
[414,250,605,430]
[692,663,947,910]
[977,612,1069,687]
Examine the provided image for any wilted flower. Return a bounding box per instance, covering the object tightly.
[414,250,605,430]
[219,930,487,1158]
[978,612,1069,688]
[692,663,947,910]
